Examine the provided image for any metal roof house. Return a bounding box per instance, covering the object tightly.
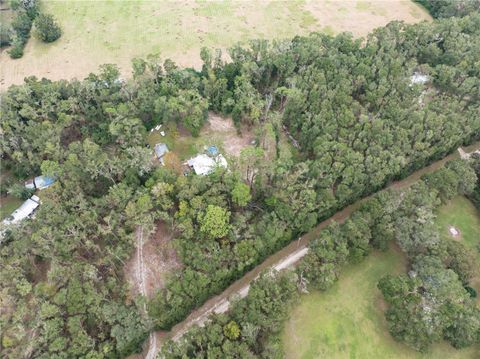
[2,195,40,226]
[25,176,56,190]
[187,153,227,176]
[410,72,429,85]
[154,143,169,165]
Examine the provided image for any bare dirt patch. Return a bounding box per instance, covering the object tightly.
[124,222,180,299]
[304,0,431,38]
[201,113,255,157]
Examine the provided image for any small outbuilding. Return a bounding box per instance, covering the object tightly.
[154,143,169,164]
[25,175,56,190]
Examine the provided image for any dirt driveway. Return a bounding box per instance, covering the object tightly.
[201,113,255,157]
[124,222,180,299]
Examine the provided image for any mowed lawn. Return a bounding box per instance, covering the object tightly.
[282,245,480,359]
[0,196,23,220]
[435,196,480,259]
[0,0,431,89]
[434,195,480,302]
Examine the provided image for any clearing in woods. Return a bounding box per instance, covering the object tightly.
[124,222,180,300]
[0,0,431,89]
[434,196,480,256]
[146,113,255,161]
[282,244,480,359]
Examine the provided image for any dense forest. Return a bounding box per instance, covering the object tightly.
[1,8,480,359]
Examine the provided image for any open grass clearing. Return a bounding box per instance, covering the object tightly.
[124,222,180,300]
[0,195,23,220]
[146,113,254,162]
[282,244,479,359]
[435,196,480,258]
[0,0,431,90]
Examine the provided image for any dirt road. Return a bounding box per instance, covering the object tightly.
[133,226,158,359]
[148,142,480,354]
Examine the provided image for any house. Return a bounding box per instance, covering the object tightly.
[154,143,169,164]
[25,175,56,190]
[410,72,429,85]
[2,195,40,226]
[187,153,227,175]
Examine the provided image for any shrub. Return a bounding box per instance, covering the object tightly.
[8,38,25,59]
[8,183,34,200]
[34,13,61,43]
[11,11,32,41]
[0,24,13,47]
[465,286,477,298]
[21,0,40,19]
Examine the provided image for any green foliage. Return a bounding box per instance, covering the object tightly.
[103,304,149,357]
[8,183,34,200]
[11,11,32,40]
[379,257,479,352]
[7,37,24,58]
[34,13,62,43]
[223,320,240,340]
[376,166,480,352]
[6,1,40,58]
[468,153,480,209]
[2,11,480,357]
[298,224,348,290]
[231,181,251,207]
[415,0,480,18]
[0,23,13,47]
[199,204,231,239]
[160,271,298,358]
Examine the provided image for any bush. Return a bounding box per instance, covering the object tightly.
[465,286,477,298]
[8,183,34,200]
[0,24,13,47]
[21,0,40,19]
[11,11,32,41]
[8,38,25,59]
[34,13,61,43]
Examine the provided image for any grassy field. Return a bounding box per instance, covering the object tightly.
[434,195,480,302]
[147,113,254,162]
[147,126,198,162]
[0,196,23,221]
[0,0,431,89]
[435,196,480,259]
[282,245,480,359]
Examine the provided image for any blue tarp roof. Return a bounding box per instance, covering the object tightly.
[207,145,219,156]
[34,176,55,190]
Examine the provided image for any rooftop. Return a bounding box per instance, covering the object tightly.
[2,195,40,226]
[187,153,227,176]
[154,143,169,160]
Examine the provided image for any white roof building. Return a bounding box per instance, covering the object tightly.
[154,143,169,165]
[187,154,227,176]
[410,72,429,85]
[2,195,40,226]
